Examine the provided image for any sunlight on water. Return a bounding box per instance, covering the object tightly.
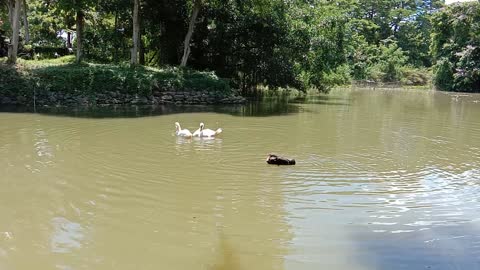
[1,88,480,269]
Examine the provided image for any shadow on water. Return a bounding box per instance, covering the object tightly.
[0,98,328,118]
[289,95,351,106]
[352,224,480,270]
[0,94,352,119]
[210,233,242,270]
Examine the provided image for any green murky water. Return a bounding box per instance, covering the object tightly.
[1,88,480,270]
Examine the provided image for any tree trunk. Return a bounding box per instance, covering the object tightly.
[67,31,72,49]
[75,10,84,63]
[148,50,157,65]
[158,21,183,65]
[7,0,21,64]
[7,0,14,26]
[113,10,119,62]
[6,0,13,60]
[180,0,202,67]
[22,0,29,43]
[139,30,145,65]
[138,8,145,65]
[131,0,140,66]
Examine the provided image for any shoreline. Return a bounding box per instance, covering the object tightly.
[0,58,246,106]
[0,89,246,107]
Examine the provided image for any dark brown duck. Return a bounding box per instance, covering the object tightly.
[266,154,296,165]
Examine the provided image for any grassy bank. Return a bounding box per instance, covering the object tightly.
[0,56,233,101]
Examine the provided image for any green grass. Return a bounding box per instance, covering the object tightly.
[0,56,232,99]
[17,55,77,67]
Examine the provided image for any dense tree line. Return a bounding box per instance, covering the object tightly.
[431,1,480,92]
[1,0,479,93]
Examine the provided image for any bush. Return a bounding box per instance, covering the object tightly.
[433,58,454,91]
[452,45,480,92]
[351,39,409,83]
[371,41,408,82]
[0,57,233,98]
[0,62,32,97]
[31,64,232,95]
[401,67,431,86]
[254,85,302,98]
[431,2,480,92]
[322,64,352,86]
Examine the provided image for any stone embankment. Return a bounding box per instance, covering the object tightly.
[0,90,246,106]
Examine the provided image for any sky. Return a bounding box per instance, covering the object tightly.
[445,0,477,5]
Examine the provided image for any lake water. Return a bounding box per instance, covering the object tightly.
[1,88,480,270]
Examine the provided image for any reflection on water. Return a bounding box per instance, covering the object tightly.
[0,99,302,118]
[34,129,54,158]
[51,217,84,254]
[1,88,480,269]
[211,234,241,270]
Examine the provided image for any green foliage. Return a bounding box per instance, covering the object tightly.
[3,0,474,95]
[286,1,350,91]
[433,58,454,91]
[396,17,433,67]
[18,55,76,67]
[373,41,409,82]
[28,1,65,46]
[431,2,480,92]
[401,66,431,86]
[32,65,231,95]
[322,64,352,87]
[255,85,302,99]
[190,0,299,94]
[0,60,31,96]
[350,39,408,83]
[55,0,98,14]
[453,45,480,91]
[338,0,442,87]
[0,57,232,97]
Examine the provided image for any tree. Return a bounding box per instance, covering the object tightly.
[6,0,13,26]
[24,0,64,47]
[130,0,139,65]
[56,0,96,63]
[75,8,84,62]
[21,0,29,43]
[2,0,464,92]
[141,0,187,65]
[431,1,480,92]
[180,0,201,67]
[7,0,21,64]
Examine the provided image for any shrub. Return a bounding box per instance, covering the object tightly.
[433,58,454,91]
[0,57,233,98]
[431,2,480,92]
[401,67,431,86]
[322,64,352,86]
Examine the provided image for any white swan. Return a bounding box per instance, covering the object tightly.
[175,122,192,138]
[192,122,222,137]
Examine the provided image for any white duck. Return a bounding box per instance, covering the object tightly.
[192,122,223,138]
[175,122,192,138]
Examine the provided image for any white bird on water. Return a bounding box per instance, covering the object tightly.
[192,122,222,138]
[175,122,193,138]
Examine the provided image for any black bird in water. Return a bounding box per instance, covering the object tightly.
[266,154,296,165]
